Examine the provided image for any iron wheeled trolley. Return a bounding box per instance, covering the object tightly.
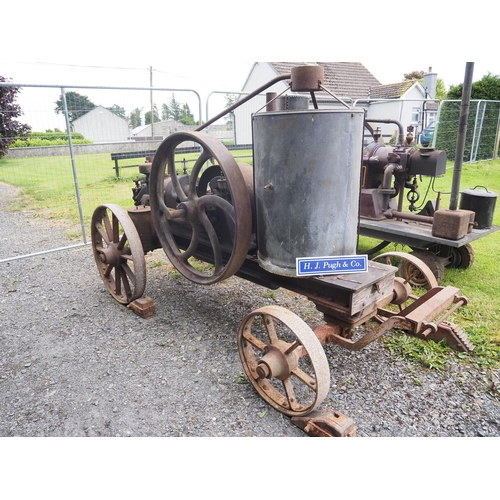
[91,66,477,430]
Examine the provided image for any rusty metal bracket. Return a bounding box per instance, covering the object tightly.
[291,410,356,437]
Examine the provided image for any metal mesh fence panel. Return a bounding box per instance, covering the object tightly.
[435,99,500,163]
[0,83,203,261]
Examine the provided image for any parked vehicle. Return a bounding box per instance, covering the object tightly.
[420,120,436,147]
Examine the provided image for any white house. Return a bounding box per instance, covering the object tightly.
[233,62,382,144]
[72,105,130,143]
[232,62,438,145]
[362,77,438,144]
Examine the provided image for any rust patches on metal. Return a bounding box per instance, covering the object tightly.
[127,296,155,318]
[292,410,356,437]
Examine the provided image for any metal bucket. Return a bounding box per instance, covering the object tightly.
[459,186,497,229]
[252,109,364,276]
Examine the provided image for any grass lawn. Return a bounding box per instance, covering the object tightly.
[1,150,499,370]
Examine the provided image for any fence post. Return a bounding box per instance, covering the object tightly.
[494,105,500,160]
[61,87,87,243]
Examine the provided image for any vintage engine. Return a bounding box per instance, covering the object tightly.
[91,64,475,427]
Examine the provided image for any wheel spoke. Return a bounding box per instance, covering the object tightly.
[112,213,119,243]
[242,329,266,352]
[189,150,213,195]
[168,149,189,202]
[262,315,279,343]
[102,211,113,242]
[95,222,110,245]
[121,261,136,283]
[291,366,318,391]
[180,222,201,261]
[198,194,235,220]
[120,265,132,298]
[103,263,113,279]
[114,266,122,295]
[117,232,128,251]
[282,377,300,411]
[199,211,223,272]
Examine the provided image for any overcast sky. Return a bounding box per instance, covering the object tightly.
[2,0,497,129]
[2,0,497,88]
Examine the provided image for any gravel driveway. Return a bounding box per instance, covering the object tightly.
[1,181,499,437]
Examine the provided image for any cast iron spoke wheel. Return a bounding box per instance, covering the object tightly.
[403,250,446,285]
[91,204,146,304]
[237,305,330,417]
[149,131,252,285]
[372,251,439,311]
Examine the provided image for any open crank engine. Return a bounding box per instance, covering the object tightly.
[91,65,476,430]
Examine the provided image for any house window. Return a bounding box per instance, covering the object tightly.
[411,107,420,125]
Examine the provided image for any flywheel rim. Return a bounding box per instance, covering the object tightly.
[149,131,252,285]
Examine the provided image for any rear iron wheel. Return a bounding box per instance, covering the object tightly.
[91,204,146,304]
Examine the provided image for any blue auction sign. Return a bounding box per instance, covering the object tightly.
[296,255,368,276]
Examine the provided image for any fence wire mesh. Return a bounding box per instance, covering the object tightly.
[435,99,500,162]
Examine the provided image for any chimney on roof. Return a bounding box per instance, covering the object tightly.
[424,68,437,99]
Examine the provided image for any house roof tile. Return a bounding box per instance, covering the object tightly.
[369,80,417,99]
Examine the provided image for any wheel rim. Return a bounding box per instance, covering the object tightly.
[149,131,252,285]
[373,251,438,289]
[407,250,446,284]
[237,305,330,417]
[372,251,439,311]
[91,204,146,304]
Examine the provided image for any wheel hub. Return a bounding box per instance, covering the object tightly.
[256,341,299,381]
[98,242,122,266]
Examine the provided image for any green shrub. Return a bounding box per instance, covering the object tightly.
[9,131,92,148]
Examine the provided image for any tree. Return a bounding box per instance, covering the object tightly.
[107,104,126,118]
[179,103,195,125]
[404,70,447,100]
[435,78,447,101]
[145,104,159,125]
[161,94,182,121]
[404,70,425,81]
[0,76,31,157]
[54,91,96,123]
[224,93,237,126]
[447,72,500,100]
[128,108,142,128]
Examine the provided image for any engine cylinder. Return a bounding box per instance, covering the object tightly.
[252,108,364,276]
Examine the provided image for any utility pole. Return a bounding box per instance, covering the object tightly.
[449,62,474,210]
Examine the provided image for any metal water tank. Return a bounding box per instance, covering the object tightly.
[252,108,364,276]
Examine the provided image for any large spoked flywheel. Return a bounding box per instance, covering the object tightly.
[238,306,330,417]
[149,131,252,285]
